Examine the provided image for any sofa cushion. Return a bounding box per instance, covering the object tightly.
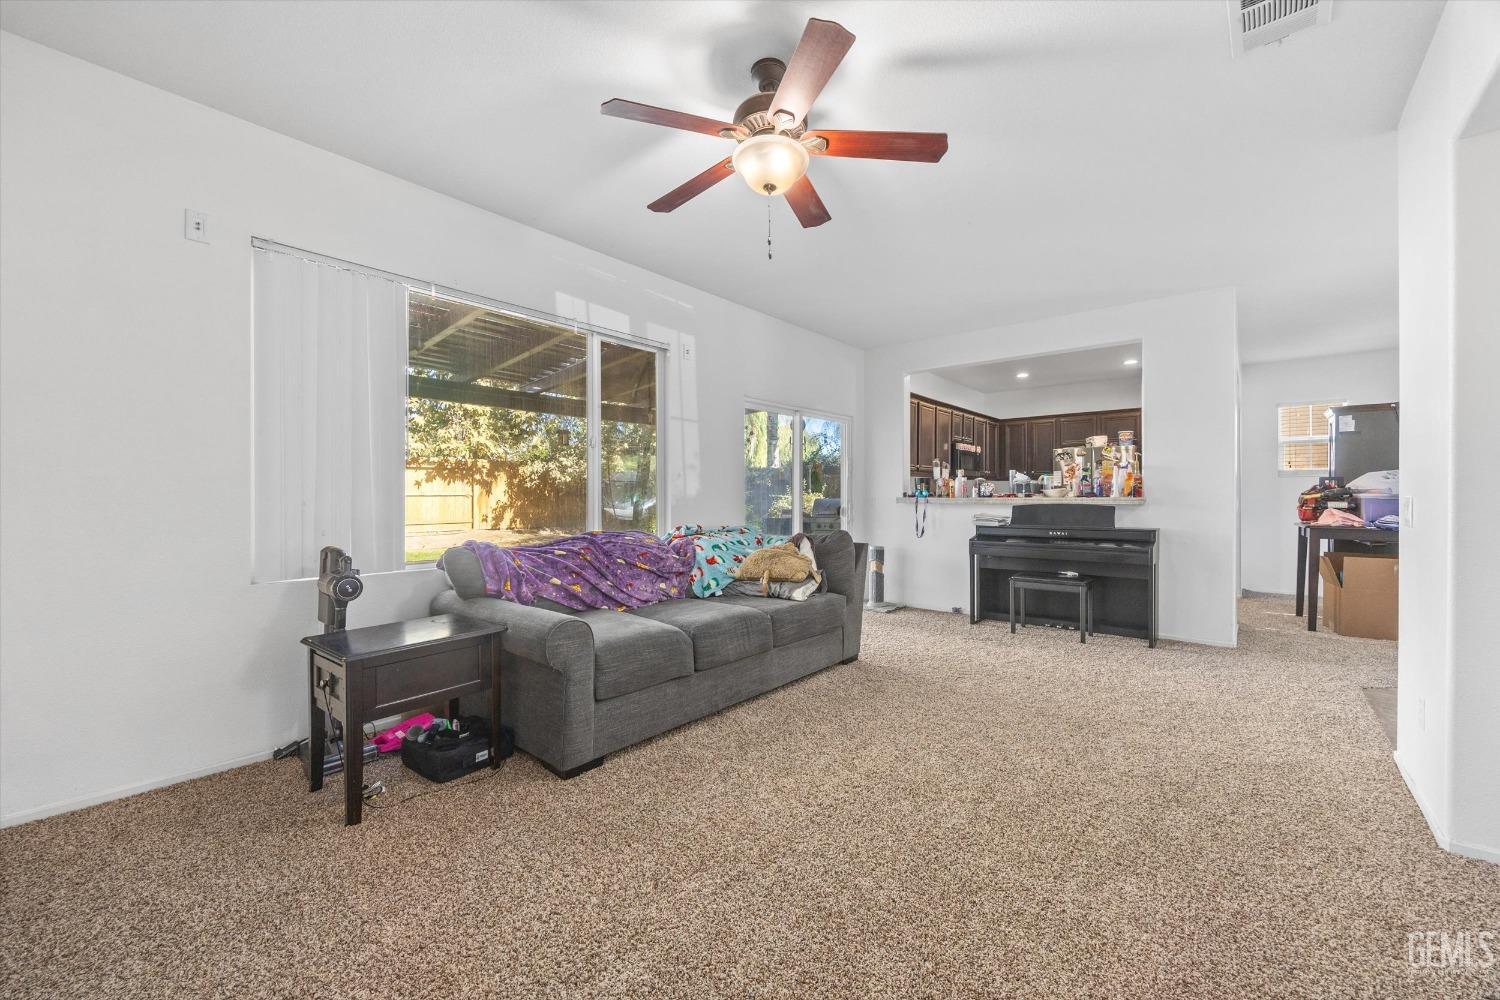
[572,610,693,700]
[712,593,847,647]
[627,599,773,672]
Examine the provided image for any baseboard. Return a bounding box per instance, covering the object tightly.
[0,710,421,829]
[1393,751,1500,865]
[1395,749,1451,846]
[1447,835,1500,865]
[1,747,273,829]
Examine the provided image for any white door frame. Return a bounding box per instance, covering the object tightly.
[743,397,853,534]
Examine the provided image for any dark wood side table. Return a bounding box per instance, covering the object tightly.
[1295,523,1398,632]
[301,614,506,826]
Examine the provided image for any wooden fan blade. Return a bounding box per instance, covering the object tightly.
[647,159,735,213]
[770,18,855,126]
[601,98,733,138]
[784,175,831,228]
[807,130,949,162]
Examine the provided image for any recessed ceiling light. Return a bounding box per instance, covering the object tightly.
[1123,358,1139,366]
[1015,372,1029,379]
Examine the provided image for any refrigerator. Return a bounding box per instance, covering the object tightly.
[1328,403,1398,484]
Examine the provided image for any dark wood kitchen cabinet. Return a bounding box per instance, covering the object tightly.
[1025,419,1057,476]
[908,393,1139,481]
[1002,421,1027,476]
[1056,415,1097,447]
[1098,409,1139,444]
[915,401,936,472]
[912,403,1142,479]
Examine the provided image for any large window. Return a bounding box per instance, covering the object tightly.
[1277,401,1343,472]
[251,240,666,581]
[406,291,664,563]
[744,405,846,536]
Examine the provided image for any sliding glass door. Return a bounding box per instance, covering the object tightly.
[744,408,797,534]
[744,405,848,537]
[800,415,844,534]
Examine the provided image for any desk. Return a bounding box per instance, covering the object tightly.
[1295,524,1399,632]
[302,615,506,825]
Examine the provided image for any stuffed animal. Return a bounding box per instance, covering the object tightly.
[735,542,814,585]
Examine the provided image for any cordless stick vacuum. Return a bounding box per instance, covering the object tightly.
[317,545,363,633]
[274,547,374,774]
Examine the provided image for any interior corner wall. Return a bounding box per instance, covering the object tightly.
[0,33,864,825]
[860,289,1240,647]
[1237,349,1398,595]
[1393,1,1500,862]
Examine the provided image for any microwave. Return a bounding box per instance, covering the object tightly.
[950,436,982,475]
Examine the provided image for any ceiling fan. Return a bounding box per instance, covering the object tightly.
[600,17,948,229]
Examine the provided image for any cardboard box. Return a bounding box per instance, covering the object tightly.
[1319,552,1398,640]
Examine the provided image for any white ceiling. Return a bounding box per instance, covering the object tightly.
[925,343,1142,392]
[0,0,1441,363]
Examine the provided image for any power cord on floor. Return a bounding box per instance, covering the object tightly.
[361,761,505,811]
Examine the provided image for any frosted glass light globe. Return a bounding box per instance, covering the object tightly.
[730,133,810,196]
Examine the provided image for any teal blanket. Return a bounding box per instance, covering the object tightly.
[667,524,789,598]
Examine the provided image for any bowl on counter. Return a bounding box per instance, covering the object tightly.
[1043,487,1069,498]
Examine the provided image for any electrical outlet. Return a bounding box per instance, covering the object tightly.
[184,209,209,244]
[1401,494,1414,529]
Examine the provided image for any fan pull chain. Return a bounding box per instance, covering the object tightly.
[766,195,773,261]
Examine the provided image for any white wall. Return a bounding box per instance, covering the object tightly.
[861,289,1240,646]
[982,375,1141,421]
[0,34,864,825]
[1238,349,1398,595]
[1448,124,1500,858]
[1393,1,1500,862]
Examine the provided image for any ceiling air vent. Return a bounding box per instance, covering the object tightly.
[1228,0,1332,57]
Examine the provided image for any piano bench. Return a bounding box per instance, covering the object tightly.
[1009,573,1094,644]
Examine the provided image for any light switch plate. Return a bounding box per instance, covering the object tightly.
[184,209,209,244]
[1400,494,1414,528]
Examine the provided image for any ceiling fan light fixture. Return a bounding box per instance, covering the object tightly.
[731,132,809,196]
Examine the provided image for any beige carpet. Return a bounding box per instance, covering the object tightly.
[2,597,1497,999]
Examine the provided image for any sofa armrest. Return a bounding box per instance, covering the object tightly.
[431,591,592,671]
[430,589,597,772]
[811,531,869,662]
[841,542,869,661]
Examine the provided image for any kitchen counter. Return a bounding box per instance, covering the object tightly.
[895,496,1145,505]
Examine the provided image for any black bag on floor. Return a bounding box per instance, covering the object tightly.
[400,716,512,783]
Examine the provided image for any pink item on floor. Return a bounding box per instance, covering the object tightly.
[372,712,437,753]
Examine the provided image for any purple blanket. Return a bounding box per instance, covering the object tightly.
[456,533,695,611]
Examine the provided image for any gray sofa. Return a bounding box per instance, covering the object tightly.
[431,531,869,777]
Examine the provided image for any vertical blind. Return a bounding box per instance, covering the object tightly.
[252,248,408,581]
